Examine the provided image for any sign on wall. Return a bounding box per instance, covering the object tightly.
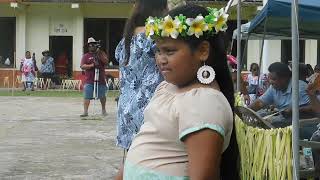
[50,17,73,36]
[54,24,68,33]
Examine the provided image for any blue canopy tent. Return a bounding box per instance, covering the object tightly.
[248,0,320,39]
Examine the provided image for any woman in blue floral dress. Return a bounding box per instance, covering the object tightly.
[115,0,167,151]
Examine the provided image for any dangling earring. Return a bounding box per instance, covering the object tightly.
[197,62,216,84]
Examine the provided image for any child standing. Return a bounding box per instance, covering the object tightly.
[116,4,239,180]
[20,51,36,91]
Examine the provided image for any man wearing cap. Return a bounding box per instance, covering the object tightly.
[40,50,55,89]
[80,37,109,117]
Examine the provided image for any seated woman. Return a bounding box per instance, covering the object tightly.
[40,50,55,89]
[247,63,269,104]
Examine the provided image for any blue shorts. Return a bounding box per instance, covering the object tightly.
[84,83,107,100]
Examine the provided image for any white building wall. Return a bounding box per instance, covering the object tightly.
[247,40,281,73]
[73,15,84,71]
[16,11,26,67]
[247,40,261,70]
[261,40,281,73]
[26,14,50,65]
[305,40,318,67]
[23,4,77,68]
[0,4,16,17]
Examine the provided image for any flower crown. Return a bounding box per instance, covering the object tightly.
[145,7,229,39]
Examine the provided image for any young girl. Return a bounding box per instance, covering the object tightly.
[115,0,167,151]
[116,4,239,179]
[20,51,36,91]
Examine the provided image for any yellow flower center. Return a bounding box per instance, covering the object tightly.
[192,21,203,33]
[164,21,174,33]
[216,16,225,27]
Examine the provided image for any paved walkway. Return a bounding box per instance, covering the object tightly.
[0,96,122,179]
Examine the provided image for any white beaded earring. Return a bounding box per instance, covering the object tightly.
[197,62,216,84]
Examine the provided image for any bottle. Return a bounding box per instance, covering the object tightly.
[302,140,315,170]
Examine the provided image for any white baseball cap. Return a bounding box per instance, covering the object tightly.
[87,37,98,44]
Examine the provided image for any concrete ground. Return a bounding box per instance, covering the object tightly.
[0,96,122,180]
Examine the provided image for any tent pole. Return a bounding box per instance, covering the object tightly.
[241,35,249,69]
[229,39,234,55]
[236,0,242,92]
[291,0,300,179]
[257,19,267,100]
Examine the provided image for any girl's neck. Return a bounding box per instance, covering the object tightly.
[134,27,145,35]
[176,79,220,93]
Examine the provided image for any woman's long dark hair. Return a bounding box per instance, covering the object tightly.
[168,5,239,180]
[123,0,167,64]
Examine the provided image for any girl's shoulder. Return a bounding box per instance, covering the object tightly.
[161,82,228,104]
[176,86,226,103]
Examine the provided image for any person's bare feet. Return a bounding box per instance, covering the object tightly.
[80,113,88,117]
[102,110,108,116]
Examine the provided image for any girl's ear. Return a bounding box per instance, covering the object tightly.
[196,41,210,62]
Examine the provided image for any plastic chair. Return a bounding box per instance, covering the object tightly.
[3,77,9,88]
[45,78,52,90]
[16,75,22,87]
[38,78,45,89]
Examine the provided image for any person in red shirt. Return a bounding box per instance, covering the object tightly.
[80,37,109,117]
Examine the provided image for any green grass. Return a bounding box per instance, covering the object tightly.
[0,89,119,98]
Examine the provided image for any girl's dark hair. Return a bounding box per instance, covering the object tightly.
[168,4,239,180]
[250,63,259,72]
[123,0,167,64]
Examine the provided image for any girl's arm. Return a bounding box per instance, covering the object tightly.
[20,59,24,72]
[114,166,124,180]
[184,129,223,180]
[41,57,46,64]
[51,58,55,72]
